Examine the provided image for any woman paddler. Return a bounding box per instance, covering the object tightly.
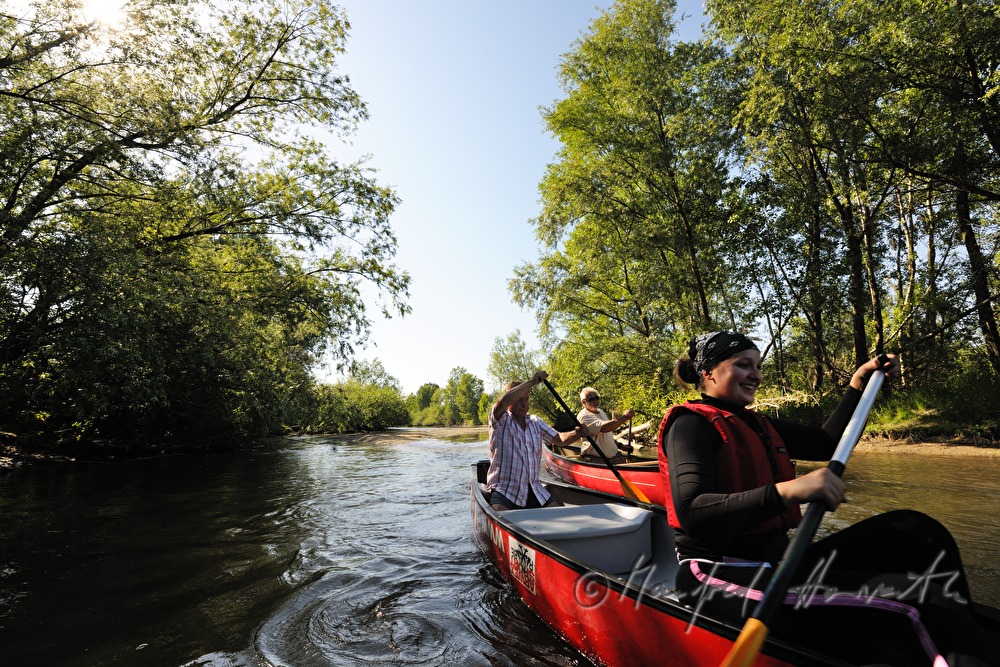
[658,331,997,666]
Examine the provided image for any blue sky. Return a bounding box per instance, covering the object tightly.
[323,1,707,394]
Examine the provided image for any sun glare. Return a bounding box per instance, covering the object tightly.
[80,0,127,29]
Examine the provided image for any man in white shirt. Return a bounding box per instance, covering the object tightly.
[576,387,634,461]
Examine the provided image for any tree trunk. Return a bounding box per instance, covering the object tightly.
[841,208,870,368]
[896,188,917,385]
[924,192,939,357]
[682,221,712,326]
[806,208,826,392]
[957,188,1000,374]
[862,205,886,354]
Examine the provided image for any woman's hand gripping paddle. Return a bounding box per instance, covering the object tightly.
[542,379,651,504]
[719,356,890,667]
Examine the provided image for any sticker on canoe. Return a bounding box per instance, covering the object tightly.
[508,536,536,594]
[488,521,504,549]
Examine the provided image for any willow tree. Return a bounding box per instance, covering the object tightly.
[513,0,745,399]
[836,0,1000,375]
[0,1,409,448]
[707,0,902,378]
[708,0,1000,382]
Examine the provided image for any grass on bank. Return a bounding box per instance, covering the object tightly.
[753,374,1000,447]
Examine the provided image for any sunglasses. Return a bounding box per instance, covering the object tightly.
[585,396,601,403]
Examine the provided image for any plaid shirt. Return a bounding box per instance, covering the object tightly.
[486,409,558,507]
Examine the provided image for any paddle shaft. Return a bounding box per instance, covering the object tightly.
[720,358,887,667]
[541,379,649,503]
[751,366,884,622]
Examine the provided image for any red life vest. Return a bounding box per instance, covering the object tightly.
[657,401,802,534]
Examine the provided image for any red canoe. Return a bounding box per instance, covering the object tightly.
[472,461,830,666]
[471,460,1000,667]
[543,442,666,506]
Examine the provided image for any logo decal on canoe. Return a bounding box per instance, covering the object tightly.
[488,521,504,549]
[508,537,536,594]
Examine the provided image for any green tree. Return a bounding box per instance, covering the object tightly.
[708,0,896,370]
[454,369,485,425]
[405,382,443,426]
[486,330,540,389]
[348,359,402,392]
[430,386,460,426]
[312,380,410,433]
[832,0,1000,374]
[486,330,559,422]
[0,0,409,449]
[433,367,484,426]
[477,392,494,426]
[506,0,1000,437]
[707,0,1000,382]
[414,383,439,410]
[514,0,743,402]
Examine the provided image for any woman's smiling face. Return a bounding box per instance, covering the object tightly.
[702,349,762,406]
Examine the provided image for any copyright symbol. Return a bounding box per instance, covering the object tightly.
[574,571,609,608]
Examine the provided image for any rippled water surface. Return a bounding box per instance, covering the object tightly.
[0,434,997,666]
[801,451,1000,610]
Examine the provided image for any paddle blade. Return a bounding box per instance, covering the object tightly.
[621,477,651,504]
[720,618,769,667]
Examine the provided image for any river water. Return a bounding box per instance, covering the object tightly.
[0,432,997,666]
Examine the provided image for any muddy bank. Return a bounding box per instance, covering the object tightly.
[854,436,1000,457]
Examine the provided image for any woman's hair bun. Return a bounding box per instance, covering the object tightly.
[674,357,699,387]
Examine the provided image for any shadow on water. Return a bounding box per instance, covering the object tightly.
[0,437,996,666]
[0,449,321,666]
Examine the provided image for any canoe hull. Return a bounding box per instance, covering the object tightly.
[470,461,837,667]
[543,444,666,507]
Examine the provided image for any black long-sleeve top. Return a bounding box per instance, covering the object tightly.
[664,387,863,562]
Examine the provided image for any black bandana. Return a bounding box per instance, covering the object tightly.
[689,331,758,373]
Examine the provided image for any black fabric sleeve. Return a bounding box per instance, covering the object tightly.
[666,413,786,543]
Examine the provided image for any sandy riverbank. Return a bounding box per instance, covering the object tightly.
[321,425,488,445]
[6,426,995,466]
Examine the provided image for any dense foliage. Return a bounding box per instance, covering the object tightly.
[0,0,409,452]
[310,361,410,433]
[406,367,485,426]
[514,0,1000,439]
[7,0,1000,452]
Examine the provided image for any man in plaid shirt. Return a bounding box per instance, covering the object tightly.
[486,370,583,510]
